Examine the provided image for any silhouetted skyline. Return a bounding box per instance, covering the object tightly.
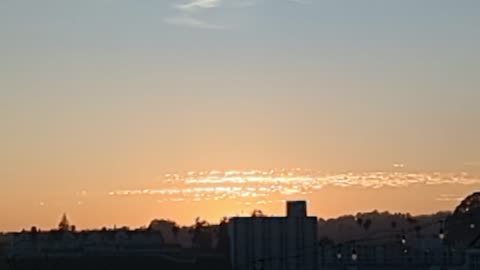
[3,195,480,270]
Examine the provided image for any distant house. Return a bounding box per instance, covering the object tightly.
[7,229,165,257]
[228,201,318,270]
[465,234,480,270]
[7,231,78,257]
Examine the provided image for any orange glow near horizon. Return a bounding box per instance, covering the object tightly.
[2,168,479,232]
[1,0,480,233]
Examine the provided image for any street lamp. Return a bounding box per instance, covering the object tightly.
[439,228,445,240]
[438,220,445,241]
[351,249,358,262]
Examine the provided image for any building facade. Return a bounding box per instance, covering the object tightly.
[229,201,317,270]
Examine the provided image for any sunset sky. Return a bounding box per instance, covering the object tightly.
[1,0,479,231]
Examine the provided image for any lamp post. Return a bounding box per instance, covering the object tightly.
[439,228,445,241]
[401,234,407,245]
[350,248,358,270]
[351,248,358,262]
[438,220,445,241]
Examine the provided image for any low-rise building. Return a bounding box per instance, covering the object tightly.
[7,229,165,257]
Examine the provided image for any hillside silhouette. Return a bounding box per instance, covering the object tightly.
[2,192,480,270]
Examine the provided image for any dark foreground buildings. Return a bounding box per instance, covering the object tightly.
[3,200,480,269]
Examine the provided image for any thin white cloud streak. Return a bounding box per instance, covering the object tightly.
[435,194,464,202]
[165,0,227,30]
[109,169,480,204]
[166,0,305,30]
[287,0,311,4]
[465,161,480,167]
[164,16,227,29]
[176,0,222,11]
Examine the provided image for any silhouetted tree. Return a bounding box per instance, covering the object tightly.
[216,217,230,257]
[363,219,372,231]
[318,210,449,244]
[406,214,417,225]
[446,192,480,247]
[30,226,38,243]
[172,225,180,239]
[251,209,266,217]
[58,213,71,231]
[192,217,212,250]
[195,217,209,228]
[356,218,363,226]
[414,225,422,238]
[391,221,397,229]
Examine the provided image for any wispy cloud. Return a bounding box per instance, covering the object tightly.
[176,0,222,11]
[435,194,464,202]
[465,161,480,167]
[164,15,227,29]
[393,163,405,169]
[165,0,305,30]
[109,169,480,205]
[165,0,227,29]
[287,0,311,4]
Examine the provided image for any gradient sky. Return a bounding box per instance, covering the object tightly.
[1,0,479,231]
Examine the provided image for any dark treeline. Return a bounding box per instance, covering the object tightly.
[1,192,480,270]
[2,192,480,251]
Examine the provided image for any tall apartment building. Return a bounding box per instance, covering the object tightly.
[228,201,317,270]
